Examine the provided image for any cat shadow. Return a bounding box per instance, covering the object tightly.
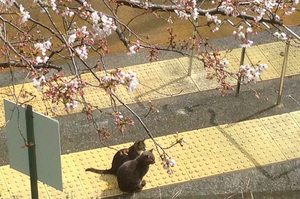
[95,173,140,199]
[208,108,300,180]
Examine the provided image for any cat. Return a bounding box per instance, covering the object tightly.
[85,139,146,175]
[117,149,155,193]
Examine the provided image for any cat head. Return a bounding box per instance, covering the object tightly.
[134,139,146,152]
[141,148,155,165]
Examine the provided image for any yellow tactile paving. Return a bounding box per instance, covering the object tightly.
[1,110,300,198]
[152,59,199,96]
[221,119,273,145]
[145,137,190,186]
[126,63,172,101]
[245,140,288,165]
[80,174,121,198]
[178,57,221,91]
[0,191,11,199]
[0,41,299,127]
[232,46,280,80]
[258,42,300,76]
[290,110,300,127]
[45,177,87,199]
[260,113,300,138]
[1,166,49,199]
[290,39,300,57]
[0,168,10,199]
[275,134,300,160]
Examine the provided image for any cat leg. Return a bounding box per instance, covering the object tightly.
[135,180,146,192]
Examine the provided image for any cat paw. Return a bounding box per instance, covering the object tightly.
[141,180,146,187]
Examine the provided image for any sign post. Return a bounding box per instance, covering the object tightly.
[4,99,63,198]
[25,105,39,199]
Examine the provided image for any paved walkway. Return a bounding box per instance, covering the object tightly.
[0,110,300,198]
[1,40,300,126]
[0,40,300,198]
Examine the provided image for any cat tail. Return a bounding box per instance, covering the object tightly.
[85,167,113,174]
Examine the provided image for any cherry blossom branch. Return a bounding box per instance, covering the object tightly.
[0,61,62,71]
[117,0,284,25]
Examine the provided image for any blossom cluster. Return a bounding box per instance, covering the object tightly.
[90,11,117,39]
[218,0,235,16]
[34,40,52,64]
[19,4,30,23]
[233,26,254,48]
[162,155,176,175]
[0,0,15,8]
[34,40,52,56]
[205,12,221,32]
[34,0,57,12]
[273,32,288,41]
[239,63,268,83]
[128,40,141,55]
[174,0,199,20]
[32,73,86,113]
[99,69,139,94]
[114,112,134,133]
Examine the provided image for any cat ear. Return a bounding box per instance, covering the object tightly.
[149,148,153,152]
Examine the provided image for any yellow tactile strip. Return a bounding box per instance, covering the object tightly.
[0,41,300,127]
[1,110,300,198]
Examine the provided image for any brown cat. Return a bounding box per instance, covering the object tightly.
[117,149,155,193]
[85,139,146,175]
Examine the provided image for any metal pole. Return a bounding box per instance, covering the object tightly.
[235,46,246,97]
[277,40,290,105]
[25,105,39,199]
[188,19,198,76]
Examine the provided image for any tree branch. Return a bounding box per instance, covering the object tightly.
[0,61,62,71]
[117,0,284,26]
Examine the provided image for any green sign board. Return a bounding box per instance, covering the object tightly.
[4,99,63,191]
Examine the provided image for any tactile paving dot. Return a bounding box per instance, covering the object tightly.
[183,156,220,179]
[9,184,49,199]
[84,89,111,110]
[1,166,30,190]
[81,71,104,86]
[258,42,285,61]
[221,119,273,145]
[0,169,9,198]
[170,129,213,158]
[69,148,109,177]
[112,86,141,106]
[260,113,300,138]
[290,111,300,127]
[178,57,220,91]
[199,126,238,152]
[165,130,220,179]
[243,140,287,165]
[219,50,240,71]
[147,148,190,186]
[275,134,300,160]
[144,137,190,184]
[46,177,87,199]
[60,155,77,179]
[80,173,121,198]
[152,59,199,95]
[0,191,11,199]
[126,63,172,101]
[1,166,48,199]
